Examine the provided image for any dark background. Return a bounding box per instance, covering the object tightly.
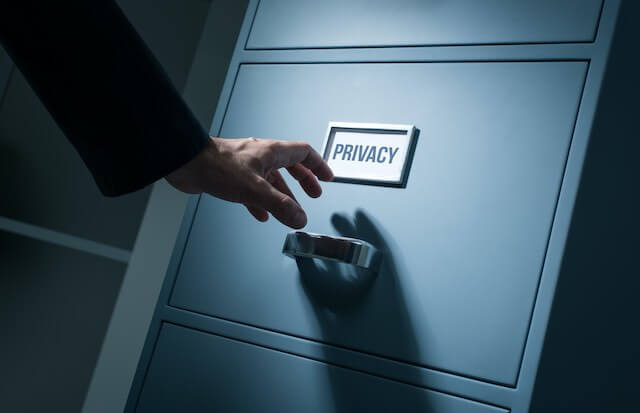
[0,1,246,412]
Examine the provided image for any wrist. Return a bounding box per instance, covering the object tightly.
[166,136,216,194]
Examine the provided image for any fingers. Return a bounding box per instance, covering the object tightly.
[245,204,269,222]
[253,178,307,229]
[241,138,333,228]
[266,170,298,204]
[271,141,334,182]
[286,164,322,198]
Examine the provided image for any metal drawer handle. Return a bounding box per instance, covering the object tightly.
[283,231,382,271]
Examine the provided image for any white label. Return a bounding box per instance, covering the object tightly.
[322,123,416,185]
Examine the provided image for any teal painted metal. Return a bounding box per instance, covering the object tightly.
[247,0,603,49]
[170,61,587,386]
[136,323,507,413]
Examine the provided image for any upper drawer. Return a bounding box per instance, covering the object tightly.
[170,61,587,386]
[247,0,603,49]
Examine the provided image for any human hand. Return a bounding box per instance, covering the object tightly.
[166,137,334,229]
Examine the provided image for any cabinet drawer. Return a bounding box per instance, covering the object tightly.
[247,0,603,49]
[136,323,508,412]
[170,61,587,385]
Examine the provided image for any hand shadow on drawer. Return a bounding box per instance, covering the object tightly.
[297,210,431,412]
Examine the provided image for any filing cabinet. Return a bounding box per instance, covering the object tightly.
[126,1,638,412]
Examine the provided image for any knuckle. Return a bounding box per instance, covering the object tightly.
[293,141,310,153]
[240,137,260,152]
[261,144,278,164]
[267,140,282,152]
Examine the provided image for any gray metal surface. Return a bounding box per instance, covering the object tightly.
[247,0,603,49]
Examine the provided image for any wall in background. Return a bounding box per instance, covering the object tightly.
[82,1,249,412]
[0,1,216,412]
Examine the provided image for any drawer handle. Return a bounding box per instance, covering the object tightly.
[283,231,382,271]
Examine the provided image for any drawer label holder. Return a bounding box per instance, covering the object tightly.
[321,122,418,187]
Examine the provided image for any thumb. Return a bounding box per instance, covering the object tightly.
[253,179,307,229]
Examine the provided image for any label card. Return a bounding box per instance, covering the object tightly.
[321,122,417,187]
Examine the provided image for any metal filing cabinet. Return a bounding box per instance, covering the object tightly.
[126,1,638,412]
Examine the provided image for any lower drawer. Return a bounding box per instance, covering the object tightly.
[134,323,507,413]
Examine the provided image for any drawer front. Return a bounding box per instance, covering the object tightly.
[171,62,587,385]
[136,323,508,412]
[247,0,603,49]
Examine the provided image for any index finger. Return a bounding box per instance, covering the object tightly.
[271,141,334,181]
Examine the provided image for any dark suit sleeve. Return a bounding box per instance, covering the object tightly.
[0,0,209,196]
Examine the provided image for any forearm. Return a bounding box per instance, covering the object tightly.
[0,0,208,195]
